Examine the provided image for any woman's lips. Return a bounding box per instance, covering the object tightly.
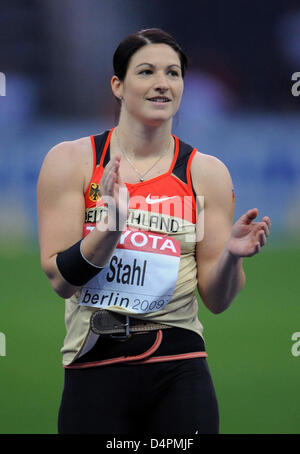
[147,97,171,104]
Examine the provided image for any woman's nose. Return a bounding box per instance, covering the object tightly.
[153,72,169,90]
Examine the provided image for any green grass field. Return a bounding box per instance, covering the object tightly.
[0,243,299,434]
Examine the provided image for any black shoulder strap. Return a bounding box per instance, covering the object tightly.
[172,139,195,184]
[94,133,196,185]
[93,130,110,167]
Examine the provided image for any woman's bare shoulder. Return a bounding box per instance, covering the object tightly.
[190,150,233,194]
[40,136,93,191]
[45,136,91,166]
[191,150,230,174]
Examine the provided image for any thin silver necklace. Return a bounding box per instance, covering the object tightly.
[115,128,172,182]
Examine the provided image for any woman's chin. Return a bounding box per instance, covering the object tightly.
[140,113,173,127]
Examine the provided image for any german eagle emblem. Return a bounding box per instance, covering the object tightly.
[89,183,101,202]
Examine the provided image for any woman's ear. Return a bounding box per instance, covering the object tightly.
[111,75,123,100]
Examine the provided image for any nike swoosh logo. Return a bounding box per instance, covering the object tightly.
[145,194,177,204]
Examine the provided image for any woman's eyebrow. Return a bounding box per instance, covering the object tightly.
[135,63,181,69]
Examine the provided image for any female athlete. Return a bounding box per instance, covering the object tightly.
[37,28,271,434]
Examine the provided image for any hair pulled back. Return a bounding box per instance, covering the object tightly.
[113,28,188,81]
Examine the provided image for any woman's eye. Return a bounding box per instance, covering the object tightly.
[138,69,180,77]
[139,69,152,75]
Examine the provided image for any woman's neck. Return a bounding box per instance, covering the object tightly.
[114,116,173,159]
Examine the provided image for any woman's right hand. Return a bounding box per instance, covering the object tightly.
[98,154,129,231]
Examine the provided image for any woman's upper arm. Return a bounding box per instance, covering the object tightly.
[37,141,87,276]
[191,152,235,292]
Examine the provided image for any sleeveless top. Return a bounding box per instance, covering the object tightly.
[60,128,204,366]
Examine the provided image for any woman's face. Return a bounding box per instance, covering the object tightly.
[117,43,184,126]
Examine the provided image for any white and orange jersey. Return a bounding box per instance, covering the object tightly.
[83,127,197,237]
[61,128,204,366]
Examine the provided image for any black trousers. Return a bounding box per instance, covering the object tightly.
[58,329,219,434]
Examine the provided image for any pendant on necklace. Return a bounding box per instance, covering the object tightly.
[139,177,144,182]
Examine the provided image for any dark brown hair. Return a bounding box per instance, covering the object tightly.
[113,28,188,81]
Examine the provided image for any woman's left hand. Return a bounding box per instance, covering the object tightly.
[226,208,271,258]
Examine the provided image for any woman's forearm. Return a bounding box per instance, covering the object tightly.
[47,214,125,299]
[199,247,246,314]
[80,214,124,267]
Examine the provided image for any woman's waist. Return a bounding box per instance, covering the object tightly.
[67,323,206,369]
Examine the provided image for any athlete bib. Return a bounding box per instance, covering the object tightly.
[79,228,181,314]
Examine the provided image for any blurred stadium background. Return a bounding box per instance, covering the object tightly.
[0,0,299,434]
